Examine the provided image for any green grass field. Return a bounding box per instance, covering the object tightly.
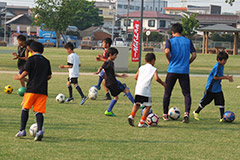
[0,47,240,159]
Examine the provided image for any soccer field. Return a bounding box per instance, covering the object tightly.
[0,47,240,159]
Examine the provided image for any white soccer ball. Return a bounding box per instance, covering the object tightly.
[168,107,181,120]
[88,86,98,100]
[29,123,45,137]
[56,93,66,103]
[146,113,159,126]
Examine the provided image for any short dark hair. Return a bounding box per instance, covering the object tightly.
[26,39,35,46]
[17,35,26,41]
[64,42,74,50]
[106,47,118,58]
[171,23,183,34]
[103,38,112,47]
[217,51,229,61]
[30,41,44,54]
[145,53,156,62]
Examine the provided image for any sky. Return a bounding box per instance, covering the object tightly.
[1,0,240,13]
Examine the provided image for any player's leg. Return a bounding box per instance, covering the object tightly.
[102,79,111,100]
[128,102,141,126]
[138,106,151,128]
[214,92,225,122]
[105,96,118,117]
[163,73,178,120]
[122,86,134,104]
[18,70,26,87]
[94,70,105,90]
[65,78,74,102]
[72,79,88,105]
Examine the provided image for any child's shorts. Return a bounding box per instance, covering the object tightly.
[22,93,47,113]
[200,90,225,107]
[99,69,105,77]
[107,80,126,97]
[135,95,152,106]
[68,77,78,84]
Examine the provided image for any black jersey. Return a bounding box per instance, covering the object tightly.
[23,54,52,96]
[17,45,27,69]
[102,60,117,87]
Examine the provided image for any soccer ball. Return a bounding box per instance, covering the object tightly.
[29,123,45,137]
[18,87,26,96]
[56,93,66,103]
[168,107,181,120]
[4,85,13,94]
[223,111,235,122]
[146,113,159,126]
[141,107,153,116]
[88,86,98,100]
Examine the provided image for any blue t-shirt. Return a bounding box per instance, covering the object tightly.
[165,36,196,74]
[205,62,224,93]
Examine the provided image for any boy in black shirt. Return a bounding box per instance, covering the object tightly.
[14,41,52,141]
[96,47,134,116]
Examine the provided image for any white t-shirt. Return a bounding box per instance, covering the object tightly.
[67,53,81,78]
[135,63,157,97]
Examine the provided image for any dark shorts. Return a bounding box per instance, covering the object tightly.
[200,90,225,106]
[135,95,152,106]
[107,80,125,97]
[68,77,78,84]
[19,69,24,74]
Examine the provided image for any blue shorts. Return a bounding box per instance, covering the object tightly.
[107,80,126,97]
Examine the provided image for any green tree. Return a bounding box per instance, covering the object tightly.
[143,32,164,42]
[211,32,234,42]
[181,13,199,39]
[225,0,235,5]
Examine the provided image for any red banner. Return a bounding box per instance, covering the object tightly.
[132,20,141,62]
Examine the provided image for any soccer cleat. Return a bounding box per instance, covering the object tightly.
[139,106,145,109]
[65,97,74,102]
[128,115,134,126]
[15,130,26,137]
[220,118,224,122]
[162,114,169,121]
[104,110,116,117]
[182,115,189,123]
[93,85,101,90]
[193,111,200,121]
[34,130,44,141]
[103,95,112,100]
[80,97,88,105]
[138,123,149,128]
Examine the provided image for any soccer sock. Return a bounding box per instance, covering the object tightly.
[130,112,136,118]
[126,92,134,104]
[68,85,73,98]
[36,112,44,132]
[195,104,203,113]
[96,76,103,88]
[75,85,85,98]
[140,116,147,124]
[20,109,29,131]
[219,107,225,119]
[107,99,117,112]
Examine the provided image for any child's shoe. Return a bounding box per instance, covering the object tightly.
[34,130,44,141]
[219,118,224,123]
[103,95,112,100]
[193,111,200,121]
[80,97,88,105]
[128,115,134,126]
[104,110,116,117]
[162,114,169,121]
[138,123,149,128]
[182,113,189,123]
[93,85,101,90]
[139,106,145,109]
[65,97,74,102]
[15,130,26,137]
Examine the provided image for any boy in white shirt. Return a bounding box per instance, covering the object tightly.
[59,42,87,105]
[128,53,166,127]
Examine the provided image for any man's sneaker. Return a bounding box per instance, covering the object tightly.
[65,97,74,102]
[182,114,189,123]
[162,114,169,121]
[104,110,116,117]
[15,130,26,137]
[80,97,88,105]
[93,85,101,90]
[138,123,149,128]
[220,118,224,122]
[103,95,112,100]
[128,115,134,126]
[139,106,144,109]
[193,111,200,121]
[34,130,44,141]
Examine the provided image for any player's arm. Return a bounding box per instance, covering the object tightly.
[189,52,197,64]
[115,73,128,78]
[165,48,170,63]
[79,64,81,67]
[214,75,233,82]
[154,70,166,87]
[95,66,103,74]
[59,63,73,69]
[134,70,139,80]
[13,71,29,80]
[48,75,52,80]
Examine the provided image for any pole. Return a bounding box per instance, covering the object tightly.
[4,7,6,42]
[126,0,130,40]
[139,0,144,68]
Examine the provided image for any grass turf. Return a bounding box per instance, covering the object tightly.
[0,72,240,159]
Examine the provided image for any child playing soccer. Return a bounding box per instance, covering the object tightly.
[128,53,166,127]
[14,41,52,141]
[95,47,135,116]
[193,52,233,122]
[94,38,112,100]
[59,42,88,105]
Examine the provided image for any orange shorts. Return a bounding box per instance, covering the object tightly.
[22,93,47,113]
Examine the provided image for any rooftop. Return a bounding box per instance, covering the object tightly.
[120,11,172,19]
